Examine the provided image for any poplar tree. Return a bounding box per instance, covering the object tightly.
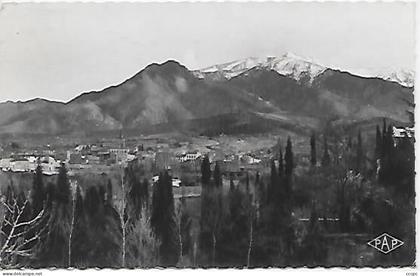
[31,164,46,216]
[310,133,317,166]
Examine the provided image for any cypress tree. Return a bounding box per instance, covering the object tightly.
[381,119,388,159]
[213,163,222,188]
[381,126,394,170]
[201,156,211,187]
[269,160,278,204]
[386,125,394,152]
[151,171,179,266]
[98,184,106,206]
[285,137,294,178]
[82,185,121,267]
[284,137,294,210]
[85,186,101,217]
[254,171,265,209]
[200,160,223,266]
[56,163,71,205]
[379,125,396,186]
[74,186,84,218]
[38,164,72,267]
[310,133,317,166]
[278,148,284,177]
[219,182,249,265]
[45,182,56,210]
[395,133,415,197]
[128,176,149,220]
[31,164,46,216]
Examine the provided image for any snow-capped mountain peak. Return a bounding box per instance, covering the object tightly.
[193,53,414,87]
[194,53,327,83]
[378,69,415,87]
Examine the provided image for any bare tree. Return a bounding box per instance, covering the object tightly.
[176,200,183,265]
[0,195,46,268]
[68,180,78,267]
[117,163,128,267]
[210,190,222,266]
[126,206,160,267]
[247,201,255,268]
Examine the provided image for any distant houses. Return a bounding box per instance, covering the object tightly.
[0,135,270,180]
[40,156,61,175]
[0,155,61,175]
[175,150,201,163]
[109,148,131,163]
[392,126,414,139]
[151,174,182,187]
[11,157,34,172]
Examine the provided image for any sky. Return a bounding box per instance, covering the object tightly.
[0,1,416,103]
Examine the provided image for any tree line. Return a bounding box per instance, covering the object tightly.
[0,120,414,267]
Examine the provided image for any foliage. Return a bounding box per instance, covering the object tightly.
[126,207,160,267]
[310,133,317,166]
[151,171,179,266]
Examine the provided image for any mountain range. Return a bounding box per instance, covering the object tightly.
[0,53,414,137]
[193,53,415,87]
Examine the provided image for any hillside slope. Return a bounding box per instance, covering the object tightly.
[0,59,414,136]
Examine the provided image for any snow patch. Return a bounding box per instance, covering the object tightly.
[193,52,414,87]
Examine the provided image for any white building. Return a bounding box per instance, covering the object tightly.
[176,151,201,162]
[110,148,130,162]
[40,156,60,175]
[151,175,181,187]
[11,158,32,172]
[393,126,414,138]
[0,158,13,171]
[241,154,262,164]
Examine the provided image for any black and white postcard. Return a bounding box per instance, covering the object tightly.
[0,1,416,273]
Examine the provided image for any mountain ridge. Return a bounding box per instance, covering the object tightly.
[193,53,414,88]
[0,58,414,137]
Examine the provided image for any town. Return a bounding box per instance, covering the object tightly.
[0,126,412,178]
[0,132,274,185]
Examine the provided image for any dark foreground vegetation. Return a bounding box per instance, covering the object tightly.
[0,120,414,268]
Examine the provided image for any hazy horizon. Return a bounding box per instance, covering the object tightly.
[0,2,415,102]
